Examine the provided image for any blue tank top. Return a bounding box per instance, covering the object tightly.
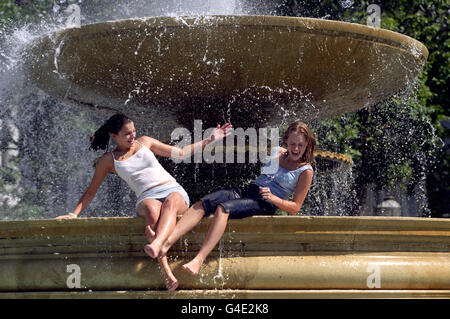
[253,146,313,199]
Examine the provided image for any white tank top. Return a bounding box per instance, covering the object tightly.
[112,141,176,197]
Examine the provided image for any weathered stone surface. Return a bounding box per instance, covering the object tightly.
[0,216,449,297]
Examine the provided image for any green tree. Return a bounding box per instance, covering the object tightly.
[276,0,449,217]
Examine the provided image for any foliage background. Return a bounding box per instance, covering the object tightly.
[274,0,449,217]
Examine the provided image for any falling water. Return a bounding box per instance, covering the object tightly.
[0,0,245,219]
[0,0,436,222]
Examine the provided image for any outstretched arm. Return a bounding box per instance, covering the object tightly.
[259,169,313,215]
[55,153,112,219]
[144,123,232,160]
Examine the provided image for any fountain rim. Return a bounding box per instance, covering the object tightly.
[1,215,448,297]
[23,14,429,119]
[48,14,428,63]
[1,215,448,237]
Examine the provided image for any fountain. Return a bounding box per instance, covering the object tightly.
[0,5,449,299]
[23,15,428,128]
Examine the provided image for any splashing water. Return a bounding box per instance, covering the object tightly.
[0,0,436,221]
[0,1,247,219]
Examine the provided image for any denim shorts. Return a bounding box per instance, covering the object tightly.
[135,182,190,212]
[201,183,277,219]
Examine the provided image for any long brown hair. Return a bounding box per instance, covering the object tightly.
[282,121,316,164]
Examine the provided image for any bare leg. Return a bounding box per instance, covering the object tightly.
[137,199,162,243]
[144,192,188,259]
[145,225,155,242]
[182,205,229,275]
[160,200,206,256]
[138,196,187,291]
[158,255,178,291]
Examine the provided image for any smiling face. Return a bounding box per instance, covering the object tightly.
[282,121,316,164]
[285,131,308,163]
[110,121,136,150]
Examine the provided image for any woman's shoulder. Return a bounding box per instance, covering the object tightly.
[297,163,314,174]
[93,152,114,171]
[100,151,114,161]
[137,136,156,147]
[137,135,150,143]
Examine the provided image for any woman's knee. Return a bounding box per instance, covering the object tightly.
[193,200,205,213]
[138,199,162,222]
[162,192,185,212]
[215,204,229,217]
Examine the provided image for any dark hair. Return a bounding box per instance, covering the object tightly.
[282,121,316,164]
[90,113,133,151]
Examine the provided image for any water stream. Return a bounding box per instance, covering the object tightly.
[0,0,435,222]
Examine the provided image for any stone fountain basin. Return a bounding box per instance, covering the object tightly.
[0,216,449,298]
[23,15,428,126]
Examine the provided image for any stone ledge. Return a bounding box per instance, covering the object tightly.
[1,289,449,299]
[1,217,449,292]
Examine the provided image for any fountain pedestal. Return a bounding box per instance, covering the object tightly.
[1,216,449,298]
[11,15,442,299]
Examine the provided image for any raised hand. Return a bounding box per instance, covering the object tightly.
[208,123,233,143]
[259,186,274,203]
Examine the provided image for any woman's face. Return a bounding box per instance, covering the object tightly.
[286,132,307,162]
[111,121,136,149]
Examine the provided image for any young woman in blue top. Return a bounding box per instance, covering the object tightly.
[160,121,316,277]
[55,113,232,291]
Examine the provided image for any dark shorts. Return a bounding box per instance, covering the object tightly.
[201,183,277,219]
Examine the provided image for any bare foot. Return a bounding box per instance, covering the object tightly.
[145,225,155,242]
[144,242,160,259]
[158,257,179,291]
[166,278,179,291]
[182,258,203,275]
[160,266,179,291]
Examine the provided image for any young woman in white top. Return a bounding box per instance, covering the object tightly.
[56,113,231,290]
